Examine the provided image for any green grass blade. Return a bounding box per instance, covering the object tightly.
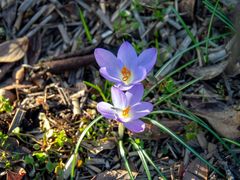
[169,102,208,126]
[150,109,240,164]
[203,0,235,32]
[141,150,166,180]
[171,103,240,164]
[144,59,196,98]
[205,0,220,63]
[118,140,135,180]
[84,81,108,102]
[222,138,240,148]
[154,33,229,78]
[71,116,103,179]
[129,138,167,180]
[150,110,227,148]
[79,8,93,43]
[203,0,232,24]
[154,77,202,106]
[129,138,152,180]
[144,117,224,177]
[172,7,197,45]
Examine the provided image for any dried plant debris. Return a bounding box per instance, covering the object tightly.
[0,36,29,63]
[183,158,208,180]
[0,0,240,179]
[187,61,228,80]
[191,101,240,139]
[92,170,138,180]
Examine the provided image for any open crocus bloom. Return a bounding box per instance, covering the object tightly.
[94,41,157,90]
[97,84,153,133]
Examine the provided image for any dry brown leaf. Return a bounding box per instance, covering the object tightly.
[7,168,26,180]
[91,170,138,180]
[0,36,29,63]
[192,102,240,139]
[187,61,228,80]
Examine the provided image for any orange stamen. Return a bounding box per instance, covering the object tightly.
[121,66,131,81]
[122,106,131,117]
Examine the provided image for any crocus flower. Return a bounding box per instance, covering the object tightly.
[97,84,153,133]
[94,41,157,90]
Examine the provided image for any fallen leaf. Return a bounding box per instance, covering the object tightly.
[0,36,29,63]
[7,168,26,180]
[187,61,228,80]
[191,101,240,139]
[91,170,138,180]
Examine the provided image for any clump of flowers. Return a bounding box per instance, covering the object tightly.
[94,41,157,133]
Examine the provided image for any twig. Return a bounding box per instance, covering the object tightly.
[41,54,95,73]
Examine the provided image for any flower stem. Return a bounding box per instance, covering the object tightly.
[118,123,125,139]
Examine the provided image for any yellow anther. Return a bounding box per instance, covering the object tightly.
[121,66,131,82]
[122,106,131,117]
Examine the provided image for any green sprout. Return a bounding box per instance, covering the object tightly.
[0,131,8,147]
[184,122,201,141]
[159,78,176,94]
[53,130,71,148]
[0,96,13,113]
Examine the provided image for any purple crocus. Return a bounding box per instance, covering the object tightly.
[97,84,153,133]
[94,41,157,90]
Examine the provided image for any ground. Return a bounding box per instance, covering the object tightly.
[0,0,240,179]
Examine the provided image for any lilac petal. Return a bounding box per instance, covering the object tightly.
[138,48,157,73]
[117,41,138,68]
[131,66,147,84]
[130,102,153,119]
[125,84,144,106]
[94,48,116,68]
[97,102,116,119]
[115,84,134,91]
[123,119,145,133]
[101,57,123,79]
[100,68,122,84]
[111,86,127,108]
